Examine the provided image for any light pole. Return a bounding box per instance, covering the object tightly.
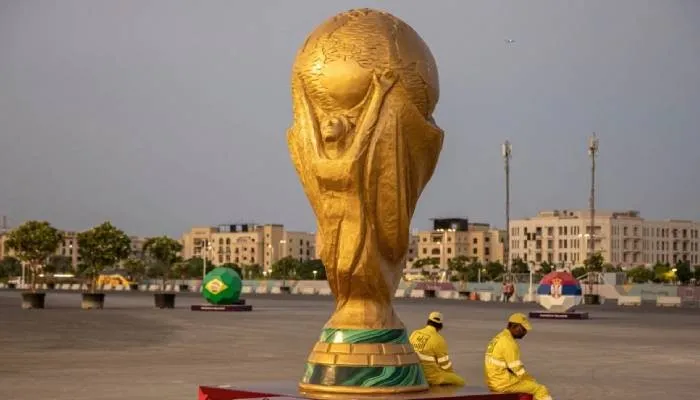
[502,140,512,275]
[278,240,286,260]
[313,270,318,280]
[587,134,599,300]
[202,239,212,281]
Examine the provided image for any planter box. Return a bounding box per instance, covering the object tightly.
[82,293,106,309]
[154,293,176,309]
[21,292,46,309]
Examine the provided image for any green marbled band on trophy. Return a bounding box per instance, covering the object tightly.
[319,328,408,344]
[299,328,428,394]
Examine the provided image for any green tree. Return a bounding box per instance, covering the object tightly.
[584,252,604,272]
[511,258,529,274]
[626,266,654,283]
[123,258,146,282]
[539,261,554,274]
[246,264,263,279]
[271,256,302,280]
[413,257,439,269]
[143,236,183,290]
[652,262,672,283]
[674,261,693,284]
[694,266,700,281]
[176,257,215,279]
[447,256,470,281]
[5,220,64,291]
[297,259,326,280]
[0,256,22,279]
[571,266,587,278]
[485,262,505,280]
[78,221,132,292]
[219,262,242,278]
[45,255,73,274]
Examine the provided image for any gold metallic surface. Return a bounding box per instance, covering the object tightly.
[306,342,420,366]
[299,383,429,396]
[288,8,442,393]
[288,7,442,329]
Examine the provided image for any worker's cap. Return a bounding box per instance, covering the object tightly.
[508,313,532,331]
[428,311,443,324]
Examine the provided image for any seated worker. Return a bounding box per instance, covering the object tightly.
[409,311,466,387]
[484,313,552,400]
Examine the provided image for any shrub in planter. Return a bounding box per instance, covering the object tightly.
[144,236,183,309]
[77,222,132,310]
[4,221,64,309]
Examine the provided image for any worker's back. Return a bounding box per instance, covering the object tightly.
[409,325,453,384]
[484,329,520,390]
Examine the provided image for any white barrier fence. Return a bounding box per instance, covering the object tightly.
[1,282,697,308]
[617,296,642,306]
[656,296,681,307]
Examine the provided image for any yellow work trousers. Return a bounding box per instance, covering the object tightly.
[495,378,551,400]
[428,371,466,387]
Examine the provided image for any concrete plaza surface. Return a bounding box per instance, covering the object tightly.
[0,291,698,400]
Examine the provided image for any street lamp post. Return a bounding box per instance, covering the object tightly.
[313,270,318,280]
[502,141,513,275]
[202,239,212,281]
[279,240,286,260]
[587,134,599,301]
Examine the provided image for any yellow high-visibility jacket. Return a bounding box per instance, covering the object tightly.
[484,329,530,390]
[409,325,464,386]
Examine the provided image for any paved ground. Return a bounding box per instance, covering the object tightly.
[0,290,698,400]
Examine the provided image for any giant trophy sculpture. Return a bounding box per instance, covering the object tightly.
[288,9,443,395]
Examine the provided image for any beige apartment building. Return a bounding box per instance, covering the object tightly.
[509,209,700,269]
[409,218,505,269]
[0,229,148,269]
[181,223,316,270]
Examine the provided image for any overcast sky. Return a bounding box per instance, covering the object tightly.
[1,0,698,237]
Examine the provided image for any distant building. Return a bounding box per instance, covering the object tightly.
[509,209,700,269]
[181,223,315,271]
[409,217,505,269]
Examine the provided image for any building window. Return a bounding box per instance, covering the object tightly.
[431,248,440,255]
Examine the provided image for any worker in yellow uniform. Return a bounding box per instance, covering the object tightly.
[409,311,465,386]
[484,313,552,400]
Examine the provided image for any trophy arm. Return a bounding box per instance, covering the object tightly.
[368,98,444,265]
[287,78,345,296]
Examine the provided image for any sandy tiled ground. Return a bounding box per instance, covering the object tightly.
[0,291,698,400]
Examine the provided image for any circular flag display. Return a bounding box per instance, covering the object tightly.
[202,267,243,305]
[536,271,582,312]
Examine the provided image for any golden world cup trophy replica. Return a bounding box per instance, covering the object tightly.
[288,8,443,396]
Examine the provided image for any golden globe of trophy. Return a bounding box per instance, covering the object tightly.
[287,8,443,396]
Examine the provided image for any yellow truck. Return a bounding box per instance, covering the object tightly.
[96,274,132,287]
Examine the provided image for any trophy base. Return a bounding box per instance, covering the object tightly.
[197,381,532,399]
[198,382,532,400]
[300,328,427,394]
